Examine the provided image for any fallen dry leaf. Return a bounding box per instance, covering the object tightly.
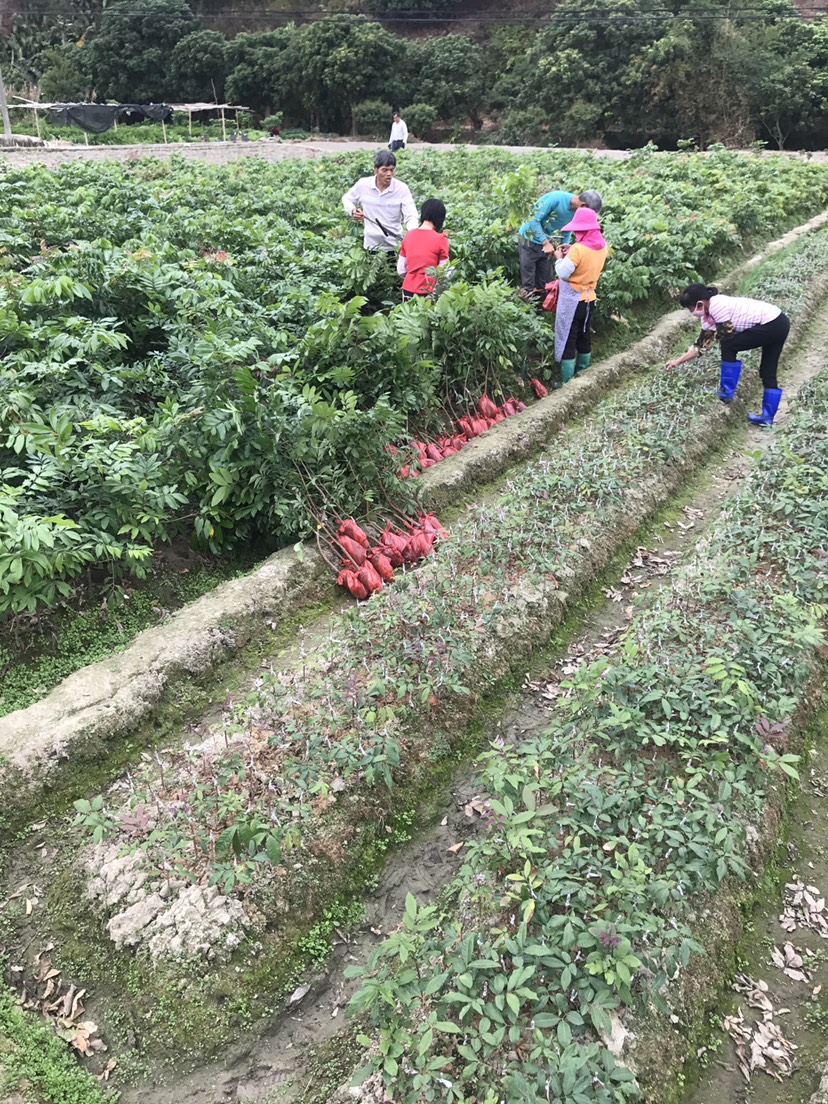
[464,798,489,818]
[447,842,465,854]
[784,967,809,982]
[779,882,828,938]
[727,978,798,1083]
[98,1058,117,1083]
[69,988,87,1023]
[61,985,77,1020]
[67,1020,98,1056]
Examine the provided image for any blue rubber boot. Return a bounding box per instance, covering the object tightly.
[560,359,576,384]
[717,360,742,403]
[575,353,591,375]
[747,387,782,426]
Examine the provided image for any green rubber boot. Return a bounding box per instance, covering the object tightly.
[575,353,591,374]
[560,359,576,384]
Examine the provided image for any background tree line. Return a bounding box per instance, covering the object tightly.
[3,0,828,149]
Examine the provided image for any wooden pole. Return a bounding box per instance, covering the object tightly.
[221,105,226,141]
[34,107,41,139]
[0,68,12,139]
[162,116,168,144]
[188,109,192,138]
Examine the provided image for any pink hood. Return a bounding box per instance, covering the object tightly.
[561,206,607,250]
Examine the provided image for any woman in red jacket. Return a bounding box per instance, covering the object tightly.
[397,199,449,301]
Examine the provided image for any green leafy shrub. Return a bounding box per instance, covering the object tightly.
[494,106,550,147]
[427,278,553,396]
[352,99,393,138]
[2,148,828,617]
[0,985,116,1104]
[402,102,438,139]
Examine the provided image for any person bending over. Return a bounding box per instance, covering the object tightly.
[517,188,602,300]
[665,283,790,427]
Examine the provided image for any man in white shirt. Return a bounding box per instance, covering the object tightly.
[388,112,408,151]
[341,150,418,253]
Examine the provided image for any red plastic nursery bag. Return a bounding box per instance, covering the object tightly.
[542,279,560,312]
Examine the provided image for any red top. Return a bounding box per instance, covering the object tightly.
[400,228,449,294]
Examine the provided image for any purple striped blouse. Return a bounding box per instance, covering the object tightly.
[700,294,781,334]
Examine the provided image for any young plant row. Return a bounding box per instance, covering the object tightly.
[343,292,828,1101]
[72,231,828,937]
[3,147,828,618]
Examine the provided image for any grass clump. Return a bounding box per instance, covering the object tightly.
[0,984,116,1104]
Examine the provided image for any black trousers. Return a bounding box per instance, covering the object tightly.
[562,300,592,360]
[518,239,552,294]
[720,312,790,388]
[389,140,406,151]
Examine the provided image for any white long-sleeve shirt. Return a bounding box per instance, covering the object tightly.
[341,175,418,251]
[389,118,408,145]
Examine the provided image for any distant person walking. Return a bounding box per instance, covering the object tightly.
[342,150,418,253]
[389,112,408,151]
[553,206,608,384]
[397,198,449,300]
[665,284,790,426]
[518,188,602,300]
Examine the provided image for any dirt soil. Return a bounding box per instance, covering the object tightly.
[1,139,827,172]
[0,138,628,170]
[108,302,828,1103]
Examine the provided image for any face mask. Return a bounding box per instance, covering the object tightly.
[691,305,706,319]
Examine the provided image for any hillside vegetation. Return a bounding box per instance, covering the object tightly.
[4,0,828,149]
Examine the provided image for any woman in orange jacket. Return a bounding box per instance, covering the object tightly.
[552,206,608,384]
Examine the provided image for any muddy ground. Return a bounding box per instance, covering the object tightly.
[103,308,828,1104]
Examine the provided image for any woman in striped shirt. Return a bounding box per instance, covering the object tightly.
[664,283,791,426]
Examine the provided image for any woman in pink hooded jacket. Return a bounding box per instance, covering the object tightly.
[552,206,608,385]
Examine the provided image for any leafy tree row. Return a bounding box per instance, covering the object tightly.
[5,0,828,149]
[498,0,828,150]
[12,2,484,139]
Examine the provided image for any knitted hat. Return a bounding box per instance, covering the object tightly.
[561,207,602,234]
